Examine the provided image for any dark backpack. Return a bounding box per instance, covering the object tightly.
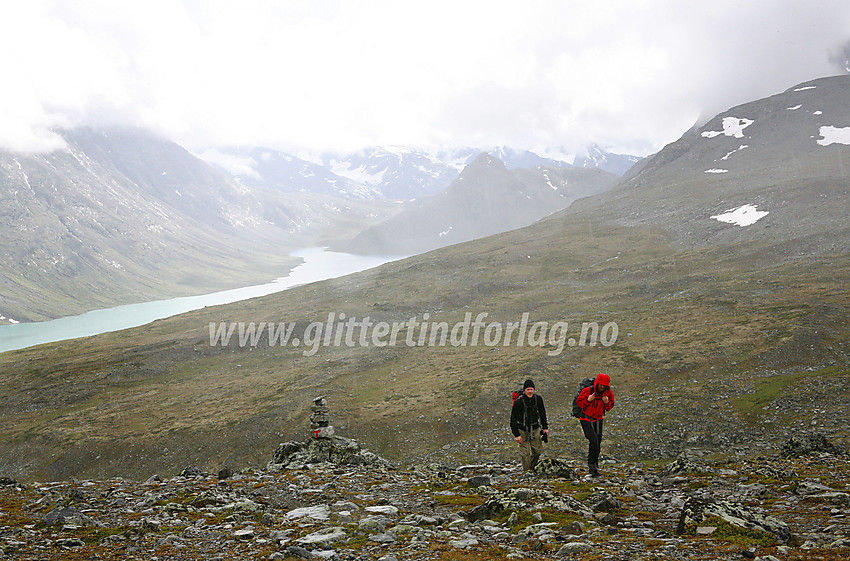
[571,377,595,418]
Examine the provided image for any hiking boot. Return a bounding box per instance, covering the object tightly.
[589,463,600,477]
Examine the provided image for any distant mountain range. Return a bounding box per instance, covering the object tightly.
[341,153,620,255]
[0,128,399,322]
[0,128,636,323]
[203,144,638,201]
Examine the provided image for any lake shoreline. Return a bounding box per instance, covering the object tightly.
[0,248,401,354]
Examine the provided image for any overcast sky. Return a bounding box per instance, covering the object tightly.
[1,0,849,157]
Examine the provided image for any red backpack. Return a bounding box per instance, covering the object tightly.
[511,385,524,405]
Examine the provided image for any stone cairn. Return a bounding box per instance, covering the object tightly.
[309,396,335,439]
[268,396,392,470]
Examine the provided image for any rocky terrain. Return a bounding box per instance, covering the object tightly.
[0,432,847,561]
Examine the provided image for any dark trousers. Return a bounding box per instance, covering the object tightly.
[580,419,604,467]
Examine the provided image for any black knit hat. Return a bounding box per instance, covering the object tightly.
[523,379,535,390]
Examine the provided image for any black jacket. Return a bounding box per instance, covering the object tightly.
[510,394,548,437]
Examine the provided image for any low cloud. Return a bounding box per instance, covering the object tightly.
[829,38,850,73]
[1,1,848,155]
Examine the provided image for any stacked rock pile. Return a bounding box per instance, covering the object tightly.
[310,396,334,439]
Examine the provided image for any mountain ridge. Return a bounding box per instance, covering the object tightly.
[204,144,639,202]
[339,152,620,255]
[0,128,398,323]
[555,74,850,254]
[0,130,635,322]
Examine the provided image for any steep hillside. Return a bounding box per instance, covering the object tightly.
[341,154,619,254]
[64,128,268,232]
[0,137,290,323]
[0,128,398,323]
[61,128,400,245]
[0,78,848,482]
[569,75,850,254]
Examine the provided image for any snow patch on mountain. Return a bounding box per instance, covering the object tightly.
[12,159,33,190]
[542,170,561,190]
[711,204,769,227]
[720,145,748,161]
[704,169,729,174]
[794,85,817,91]
[816,125,850,146]
[329,161,388,185]
[701,117,754,139]
[0,314,18,324]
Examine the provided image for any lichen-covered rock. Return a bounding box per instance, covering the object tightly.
[43,506,100,527]
[780,433,841,458]
[467,475,491,487]
[659,456,708,478]
[464,499,504,522]
[270,441,305,465]
[284,505,331,521]
[533,457,578,479]
[295,526,347,546]
[178,465,208,478]
[750,464,796,480]
[588,489,623,512]
[557,541,592,556]
[465,486,592,521]
[676,497,792,542]
[267,435,394,470]
[794,480,835,495]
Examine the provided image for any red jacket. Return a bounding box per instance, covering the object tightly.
[576,374,614,421]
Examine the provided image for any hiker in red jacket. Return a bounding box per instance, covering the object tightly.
[576,373,614,477]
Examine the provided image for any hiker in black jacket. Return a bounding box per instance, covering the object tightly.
[510,379,549,471]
